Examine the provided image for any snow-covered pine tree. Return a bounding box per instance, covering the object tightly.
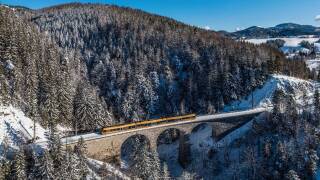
[74,137,89,179]
[73,82,108,132]
[131,145,161,179]
[57,55,74,127]
[13,149,27,180]
[38,150,55,179]
[0,157,11,180]
[46,122,65,177]
[285,170,300,180]
[0,136,12,180]
[58,148,78,180]
[313,89,320,126]
[306,149,319,178]
[180,170,196,179]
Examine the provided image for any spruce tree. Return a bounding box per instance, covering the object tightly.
[47,123,64,175]
[131,145,161,179]
[38,150,55,179]
[314,89,320,126]
[285,170,300,180]
[74,137,89,179]
[0,137,12,180]
[306,150,319,178]
[13,149,27,180]
[0,159,11,180]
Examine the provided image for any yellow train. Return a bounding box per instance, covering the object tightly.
[101,114,196,134]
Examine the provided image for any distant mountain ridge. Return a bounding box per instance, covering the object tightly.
[227,23,320,39]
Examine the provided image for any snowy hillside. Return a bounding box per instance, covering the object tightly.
[0,105,47,150]
[0,105,73,151]
[225,74,314,111]
[158,74,317,178]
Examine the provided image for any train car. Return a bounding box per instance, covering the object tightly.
[101,114,196,134]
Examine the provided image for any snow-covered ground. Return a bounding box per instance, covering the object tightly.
[225,74,314,111]
[246,37,319,47]
[87,158,131,180]
[246,37,320,58]
[306,59,320,71]
[0,105,47,150]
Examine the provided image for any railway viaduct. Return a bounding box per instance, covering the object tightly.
[60,107,270,161]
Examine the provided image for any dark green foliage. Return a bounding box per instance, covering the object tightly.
[299,40,313,50]
[266,39,286,49]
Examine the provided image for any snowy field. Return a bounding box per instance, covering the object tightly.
[246,37,319,47]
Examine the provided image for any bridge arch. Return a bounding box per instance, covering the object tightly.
[190,123,215,150]
[120,134,151,166]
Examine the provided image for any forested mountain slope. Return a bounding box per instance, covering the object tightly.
[0,5,110,131]
[1,3,309,131]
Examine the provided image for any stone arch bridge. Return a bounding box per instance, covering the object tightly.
[59,107,269,161]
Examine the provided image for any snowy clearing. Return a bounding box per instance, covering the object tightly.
[246,37,319,47]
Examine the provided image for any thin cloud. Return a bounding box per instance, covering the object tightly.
[204,26,211,30]
[316,15,320,21]
[235,27,243,31]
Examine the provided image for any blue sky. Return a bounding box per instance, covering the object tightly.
[2,0,320,32]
